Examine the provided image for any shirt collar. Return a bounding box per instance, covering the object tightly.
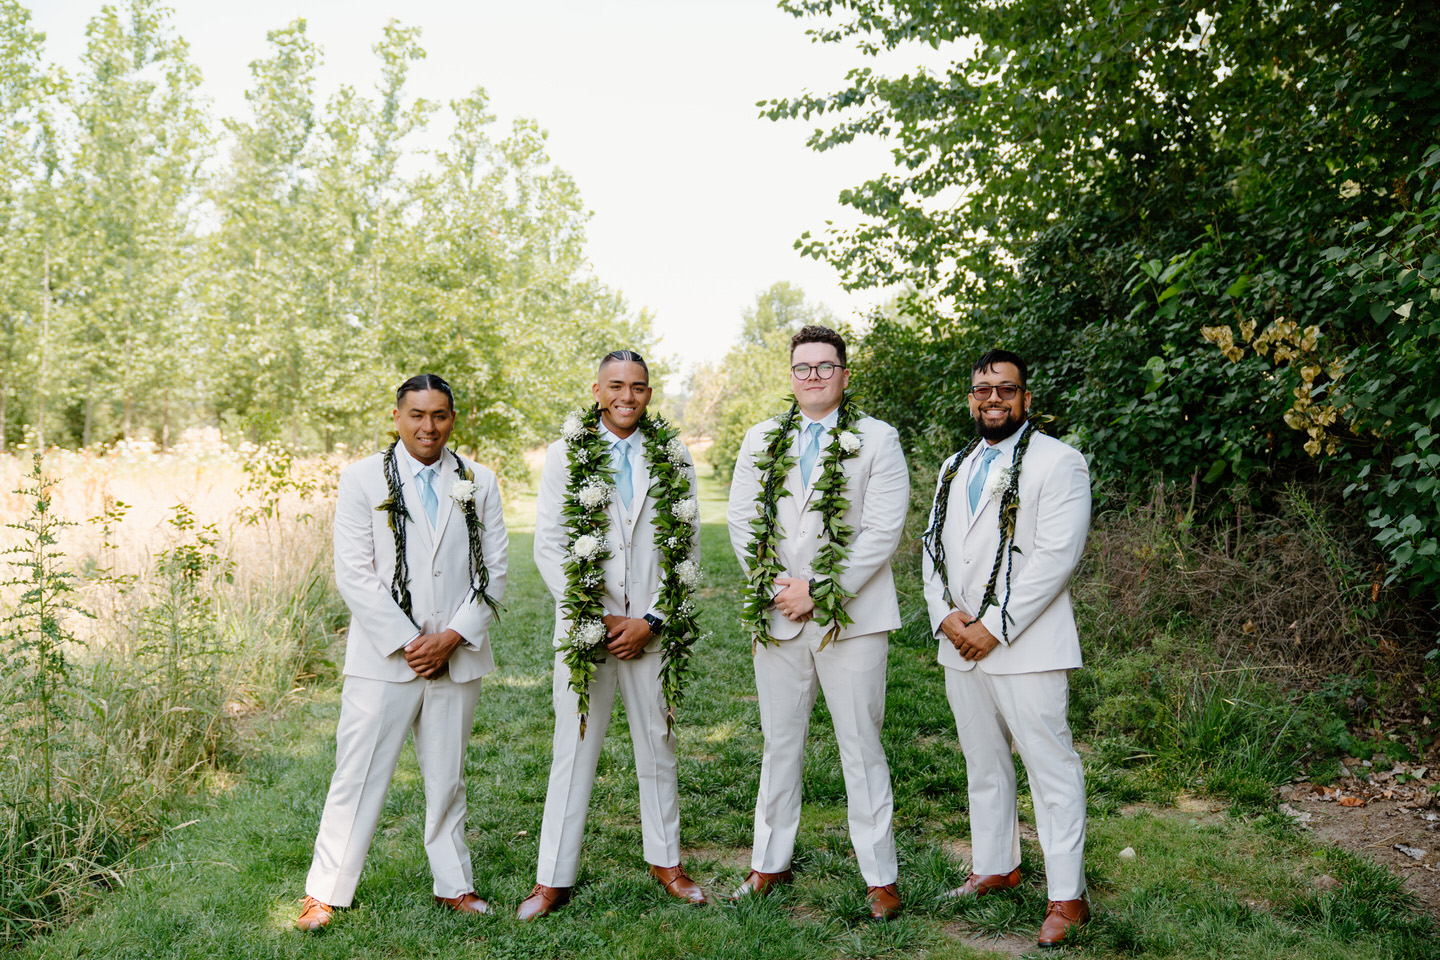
[598,424,642,452]
[399,445,444,481]
[970,421,1027,463]
[799,407,839,432]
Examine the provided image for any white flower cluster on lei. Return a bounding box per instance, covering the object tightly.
[555,404,704,737]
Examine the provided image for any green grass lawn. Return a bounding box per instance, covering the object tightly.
[21,470,1436,959]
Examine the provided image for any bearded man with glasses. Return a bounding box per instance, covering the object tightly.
[920,349,1093,948]
[726,324,909,919]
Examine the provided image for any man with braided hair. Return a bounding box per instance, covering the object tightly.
[296,374,508,930]
[921,350,1092,948]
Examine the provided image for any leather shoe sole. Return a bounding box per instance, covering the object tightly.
[731,868,794,899]
[517,883,571,921]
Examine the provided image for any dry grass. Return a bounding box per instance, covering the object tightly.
[1079,479,1407,677]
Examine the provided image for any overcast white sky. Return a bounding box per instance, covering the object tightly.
[28,0,944,380]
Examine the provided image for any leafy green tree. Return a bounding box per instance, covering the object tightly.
[769,0,1440,600]
[688,282,834,482]
[0,1,48,450]
[63,0,209,447]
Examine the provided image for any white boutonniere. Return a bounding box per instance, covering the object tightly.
[837,430,861,454]
[449,479,476,503]
[983,465,1015,503]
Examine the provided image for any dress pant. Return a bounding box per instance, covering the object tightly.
[306,673,483,906]
[750,623,897,886]
[945,666,1087,900]
[535,650,680,887]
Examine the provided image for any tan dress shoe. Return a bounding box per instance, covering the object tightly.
[516,883,571,921]
[943,867,1022,899]
[295,895,334,931]
[1037,898,1090,947]
[650,864,709,904]
[867,883,901,920]
[730,868,794,899]
[434,891,491,914]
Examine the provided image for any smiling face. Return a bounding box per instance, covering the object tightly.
[592,360,652,437]
[393,388,456,464]
[790,341,850,419]
[969,361,1031,443]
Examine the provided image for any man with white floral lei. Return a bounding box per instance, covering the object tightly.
[726,324,909,920]
[520,349,707,919]
[297,374,507,930]
[920,349,1093,948]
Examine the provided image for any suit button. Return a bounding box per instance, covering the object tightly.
[433,570,442,577]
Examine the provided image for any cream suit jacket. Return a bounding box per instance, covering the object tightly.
[728,415,909,641]
[333,448,508,684]
[922,428,1090,674]
[534,435,699,649]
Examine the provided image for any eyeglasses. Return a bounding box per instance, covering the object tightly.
[791,362,846,380]
[969,383,1023,400]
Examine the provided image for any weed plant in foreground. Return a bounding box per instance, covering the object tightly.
[0,449,347,942]
[12,467,1437,959]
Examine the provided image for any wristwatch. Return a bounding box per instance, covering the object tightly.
[643,613,665,636]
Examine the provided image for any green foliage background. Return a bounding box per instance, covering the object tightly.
[768,0,1440,611]
[0,0,655,479]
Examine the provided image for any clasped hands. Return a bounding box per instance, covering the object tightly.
[940,610,999,662]
[404,628,465,678]
[602,614,653,660]
[772,577,814,623]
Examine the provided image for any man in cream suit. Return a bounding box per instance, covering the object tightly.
[297,374,508,930]
[726,325,909,920]
[921,349,1092,948]
[518,349,706,919]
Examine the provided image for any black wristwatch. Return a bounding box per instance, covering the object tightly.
[643,613,665,636]
[808,578,817,598]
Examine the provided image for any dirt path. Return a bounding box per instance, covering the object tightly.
[1280,757,1440,916]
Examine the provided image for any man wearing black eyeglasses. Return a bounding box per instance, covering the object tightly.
[726,324,909,919]
[920,349,1093,948]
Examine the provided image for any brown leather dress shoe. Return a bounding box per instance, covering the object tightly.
[866,883,901,920]
[516,883,571,921]
[1037,898,1090,947]
[943,866,1022,899]
[650,863,709,904]
[434,891,491,915]
[295,895,334,931]
[730,868,794,899]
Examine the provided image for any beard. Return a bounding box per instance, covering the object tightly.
[973,407,1026,442]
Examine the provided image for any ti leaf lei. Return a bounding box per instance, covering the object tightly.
[740,392,863,650]
[920,421,1038,643]
[554,405,702,737]
[375,440,500,627]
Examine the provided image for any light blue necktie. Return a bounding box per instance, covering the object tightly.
[799,422,823,486]
[967,446,1002,513]
[418,467,439,527]
[614,440,633,509]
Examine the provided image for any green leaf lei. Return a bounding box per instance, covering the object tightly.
[920,421,1038,643]
[554,405,702,737]
[375,439,500,628]
[740,392,863,651]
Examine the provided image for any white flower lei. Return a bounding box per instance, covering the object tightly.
[556,405,703,736]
